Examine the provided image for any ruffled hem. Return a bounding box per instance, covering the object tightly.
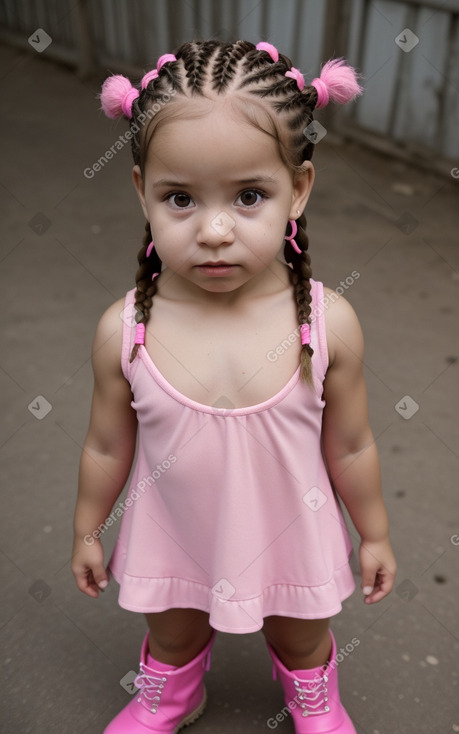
[108,545,356,633]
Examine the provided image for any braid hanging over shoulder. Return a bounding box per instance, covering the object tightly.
[284,213,314,383]
[129,221,162,363]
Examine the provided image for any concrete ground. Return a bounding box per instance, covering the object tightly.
[1,43,458,734]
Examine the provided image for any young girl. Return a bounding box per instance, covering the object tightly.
[72,40,396,733]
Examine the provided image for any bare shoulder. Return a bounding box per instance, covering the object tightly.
[91,297,127,377]
[322,286,364,368]
[85,296,137,455]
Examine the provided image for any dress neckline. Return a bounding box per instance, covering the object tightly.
[137,345,302,416]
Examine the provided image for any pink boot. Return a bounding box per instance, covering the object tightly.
[266,630,356,733]
[103,630,216,733]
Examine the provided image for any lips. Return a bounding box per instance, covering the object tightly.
[197,261,237,277]
[199,261,234,267]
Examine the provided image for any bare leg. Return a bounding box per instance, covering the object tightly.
[262,616,331,670]
[145,608,213,668]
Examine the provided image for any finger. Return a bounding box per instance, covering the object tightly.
[364,587,388,604]
[83,585,101,599]
[364,572,394,604]
[73,562,107,597]
[361,571,377,598]
[73,567,100,598]
[92,565,109,591]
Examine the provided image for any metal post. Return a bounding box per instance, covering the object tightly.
[320,0,353,131]
[76,0,96,78]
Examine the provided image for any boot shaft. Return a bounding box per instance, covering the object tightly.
[267,630,357,733]
[103,630,216,733]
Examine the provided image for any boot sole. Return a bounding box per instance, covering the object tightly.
[175,687,207,733]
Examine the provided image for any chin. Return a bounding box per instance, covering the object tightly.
[201,282,241,292]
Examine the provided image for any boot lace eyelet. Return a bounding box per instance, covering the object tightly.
[134,670,169,714]
[295,671,331,717]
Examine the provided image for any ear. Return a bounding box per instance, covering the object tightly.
[289,161,315,219]
[132,165,149,221]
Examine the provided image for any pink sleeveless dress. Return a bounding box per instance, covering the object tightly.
[108,280,355,633]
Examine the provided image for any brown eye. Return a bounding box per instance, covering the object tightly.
[171,193,192,208]
[240,190,258,206]
[237,189,266,207]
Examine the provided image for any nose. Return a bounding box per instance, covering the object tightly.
[198,210,236,247]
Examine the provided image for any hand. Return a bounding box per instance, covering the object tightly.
[359,538,396,604]
[71,536,109,598]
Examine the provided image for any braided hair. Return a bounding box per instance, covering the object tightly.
[100,40,362,381]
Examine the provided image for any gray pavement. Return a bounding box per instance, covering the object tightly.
[1,43,458,734]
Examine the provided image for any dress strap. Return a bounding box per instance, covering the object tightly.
[310,279,329,380]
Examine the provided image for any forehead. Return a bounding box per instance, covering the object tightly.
[144,96,286,178]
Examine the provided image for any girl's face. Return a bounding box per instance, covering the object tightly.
[133,99,314,302]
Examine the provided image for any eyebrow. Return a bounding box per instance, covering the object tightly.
[153,178,190,189]
[152,179,189,189]
[234,176,277,185]
[152,175,277,189]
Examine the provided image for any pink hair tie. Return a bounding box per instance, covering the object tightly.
[300,323,311,346]
[141,69,159,90]
[121,87,139,117]
[285,219,302,254]
[285,67,304,91]
[311,77,329,109]
[157,53,177,72]
[100,75,140,119]
[146,240,155,257]
[311,58,363,110]
[135,323,145,345]
[152,272,159,281]
[256,42,279,63]
[141,54,176,90]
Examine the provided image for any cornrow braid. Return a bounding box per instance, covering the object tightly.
[100,40,362,382]
[212,40,253,92]
[180,40,220,93]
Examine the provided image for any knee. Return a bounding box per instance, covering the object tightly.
[262,616,329,660]
[263,633,321,661]
[146,609,212,655]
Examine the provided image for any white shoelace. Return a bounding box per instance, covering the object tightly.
[134,664,168,713]
[294,672,330,717]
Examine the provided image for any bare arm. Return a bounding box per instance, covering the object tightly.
[322,291,396,604]
[71,298,138,597]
